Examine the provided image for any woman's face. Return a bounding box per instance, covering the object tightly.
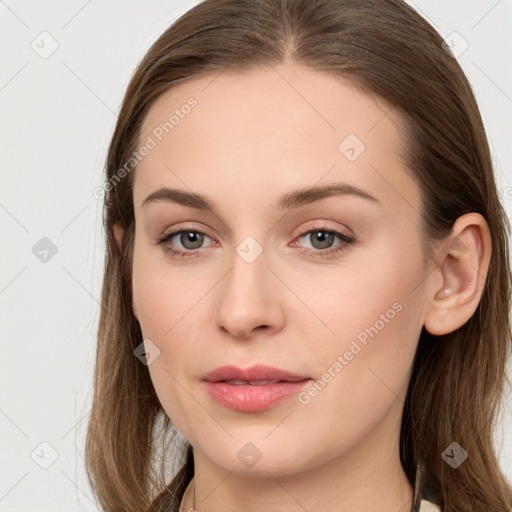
[129,62,429,476]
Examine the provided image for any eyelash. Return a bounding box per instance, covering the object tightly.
[154,225,355,259]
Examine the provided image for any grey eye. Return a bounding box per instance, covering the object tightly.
[176,231,206,250]
[305,230,336,250]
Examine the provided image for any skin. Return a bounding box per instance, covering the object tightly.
[114,61,491,512]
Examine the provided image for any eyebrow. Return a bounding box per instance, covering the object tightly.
[141,183,379,212]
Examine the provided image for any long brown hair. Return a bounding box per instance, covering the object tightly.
[85,0,512,510]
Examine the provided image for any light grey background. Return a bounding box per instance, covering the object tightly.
[0,1,511,510]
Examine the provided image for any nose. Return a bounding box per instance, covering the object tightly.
[215,244,286,340]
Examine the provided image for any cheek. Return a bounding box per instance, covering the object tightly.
[133,265,205,431]
[293,271,422,462]
[301,240,425,403]
[131,240,205,339]
[290,236,424,350]
[131,243,213,412]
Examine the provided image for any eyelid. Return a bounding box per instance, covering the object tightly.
[293,221,352,238]
[155,222,215,241]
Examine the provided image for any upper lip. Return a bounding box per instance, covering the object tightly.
[203,365,311,383]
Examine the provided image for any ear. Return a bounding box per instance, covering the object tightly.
[424,213,492,336]
[113,222,124,252]
[112,223,139,321]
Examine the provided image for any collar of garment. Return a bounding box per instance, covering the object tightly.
[412,462,444,511]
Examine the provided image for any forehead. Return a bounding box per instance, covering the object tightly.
[133,62,415,212]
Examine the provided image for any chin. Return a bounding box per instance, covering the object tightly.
[195,436,321,477]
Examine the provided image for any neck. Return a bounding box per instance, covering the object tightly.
[181,412,414,512]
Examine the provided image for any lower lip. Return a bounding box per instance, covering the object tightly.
[203,380,312,412]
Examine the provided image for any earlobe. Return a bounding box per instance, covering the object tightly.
[113,223,124,251]
[423,213,492,336]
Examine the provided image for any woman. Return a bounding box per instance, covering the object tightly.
[85,0,512,511]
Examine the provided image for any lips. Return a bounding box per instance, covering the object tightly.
[202,364,310,383]
[202,365,312,412]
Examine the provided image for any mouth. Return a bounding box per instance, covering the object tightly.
[222,379,298,385]
[202,365,313,412]
[203,364,310,383]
